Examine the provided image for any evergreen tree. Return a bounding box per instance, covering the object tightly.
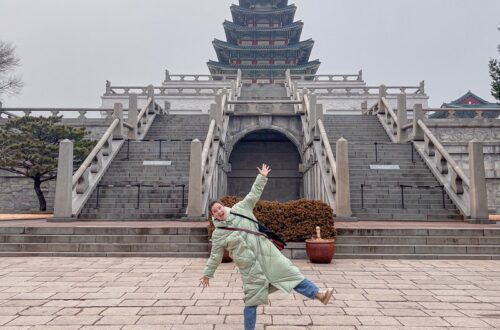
[489,26,500,103]
[0,41,23,98]
[0,116,94,211]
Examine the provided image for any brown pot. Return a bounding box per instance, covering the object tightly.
[207,241,232,263]
[305,239,335,264]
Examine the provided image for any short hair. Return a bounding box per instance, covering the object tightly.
[208,200,222,214]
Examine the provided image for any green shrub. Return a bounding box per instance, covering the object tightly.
[208,197,336,242]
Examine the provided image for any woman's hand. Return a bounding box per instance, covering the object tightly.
[199,276,210,288]
[257,163,271,177]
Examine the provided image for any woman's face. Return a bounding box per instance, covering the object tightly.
[211,203,226,221]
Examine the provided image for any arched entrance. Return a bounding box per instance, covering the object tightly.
[227,129,302,202]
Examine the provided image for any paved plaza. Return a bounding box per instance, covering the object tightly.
[0,258,499,329]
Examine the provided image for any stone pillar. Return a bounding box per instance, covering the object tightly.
[187,139,203,217]
[53,139,74,220]
[397,93,408,143]
[361,101,368,114]
[335,138,352,218]
[468,140,489,221]
[378,85,387,114]
[413,104,425,141]
[147,85,155,114]
[127,94,138,140]
[112,103,124,140]
[314,104,324,140]
[165,69,171,81]
[308,94,317,134]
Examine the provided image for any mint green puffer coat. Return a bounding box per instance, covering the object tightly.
[203,174,305,307]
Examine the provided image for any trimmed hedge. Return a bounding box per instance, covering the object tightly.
[208,197,336,242]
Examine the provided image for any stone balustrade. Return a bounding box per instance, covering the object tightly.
[291,71,363,82]
[164,70,237,82]
[297,84,425,96]
[0,108,113,120]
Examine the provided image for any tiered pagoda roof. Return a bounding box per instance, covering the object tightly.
[208,0,320,83]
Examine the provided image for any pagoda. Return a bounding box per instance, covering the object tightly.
[207,0,320,83]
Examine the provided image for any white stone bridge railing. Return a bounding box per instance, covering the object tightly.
[299,83,426,96]
[0,107,114,120]
[53,87,164,219]
[164,71,238,82]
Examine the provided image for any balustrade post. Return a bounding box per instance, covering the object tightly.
[53,139,74,220]
[164,69,171,82]
[397,93,408,143]
[358,70,363,81]
[309,94,317,135]
[419,81,425,94]
[413,104,425,141]
[314,104,324,140]
[361,101,368,114]
[127,94,138,140]
[468,140,489,222]
[378,85,387,114]
[112,103,124,140]
[187,139,203,217]
[147,85,155,114]
[336,138,352,218]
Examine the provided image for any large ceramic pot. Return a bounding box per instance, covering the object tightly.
[305,239,335,264]
[207,241,232,263]
[305,226,335,264]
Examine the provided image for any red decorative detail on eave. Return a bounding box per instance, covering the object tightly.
[459,97,482,105]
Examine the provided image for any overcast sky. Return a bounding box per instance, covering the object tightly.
[0,0,499,108]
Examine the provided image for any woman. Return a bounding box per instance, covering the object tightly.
[200,163,334,330]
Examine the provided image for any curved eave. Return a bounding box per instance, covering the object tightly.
[223,20,303,44]
[213,38,314,63]
[230,4,297,25]
[207,60,321,72]
[239,0,288,9]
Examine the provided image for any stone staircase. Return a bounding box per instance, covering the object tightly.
[322,115,463,220]
[0,225,209,257]
[79,114,209,220]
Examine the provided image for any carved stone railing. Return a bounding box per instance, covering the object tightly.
[0,108,114,120]
[412,119,472,217]
[366,89,414,143]
[296,84,425,96]
[228,99,301,115]
[291,71,363,82]
[105,85,228,97]
[164,71,237,82]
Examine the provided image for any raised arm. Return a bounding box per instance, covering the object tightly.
[236,164,271,210]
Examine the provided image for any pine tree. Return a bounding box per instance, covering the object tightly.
[489,26,500,103]
[0,116,94,211]
[0,41,23,98]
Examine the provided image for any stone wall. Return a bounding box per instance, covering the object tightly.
[0,171,55,213]
[428,119,500,213]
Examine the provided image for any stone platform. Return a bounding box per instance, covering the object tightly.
[0,257,499,329]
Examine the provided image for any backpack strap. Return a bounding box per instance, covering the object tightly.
[230,211,260,225]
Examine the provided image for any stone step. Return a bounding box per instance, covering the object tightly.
[0,242,208,253]
[334,254,500,260]
[335,244,500,254]
[0,227,208,235]
[0,234,208,244]
[336,235,500,245]
[0,251,209,258]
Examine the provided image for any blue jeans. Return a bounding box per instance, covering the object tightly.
[243,279,319,330]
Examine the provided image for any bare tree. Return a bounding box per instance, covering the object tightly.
[0,41,23,97]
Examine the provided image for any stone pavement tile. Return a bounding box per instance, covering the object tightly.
[0,316,18,325]
[344,300,381,308]
[49,292,86,300]
[0,307,26,315]
[6,315,55,326]
[171,326,214,330]
[82,292,126,299]
[436,295,479,302]
[299,306,344,315]
[423,309,465,317]
[55,307,81,316]
[356,327,447,330]
[454,302,499,310]
[154,292,194,300]
[404,295,439,302]
[473,295,500,303]
[182,306,219,314]
[223,292,244,299]
[78,299,124,307]
[0,292,17,299]
[265,327,310,330]
[78,307,105,315]
[483,317,500,328]
[264,307,301,315]
[48,315,101,325]
[343,307,382,316]
[310,315,360,326]
[443,316,492,328]
[1,300,48,307]
[310,327,356,330]
[364,294,406,302]
[30,326,81,330]
[43,300,82,307]
[380,308,427,317]
[418,301,458,309]
[269,299,305,307]
[224,314,271,324]
[80,327,122,330]
[333,293,367,301]
[122,325,172,330]
[154,299,195,307]
[122,292,156,299]
[215,325,264,330]
[101,307,141,315]
[136,315,186,325]
[183,315,225,324]
[195,299,230,306]
[396,316,451,327]
[272,315,312,326]
[18,307,62,316]
[96,315,140,325]
[139,307,184,315]
[357,315,402,326]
